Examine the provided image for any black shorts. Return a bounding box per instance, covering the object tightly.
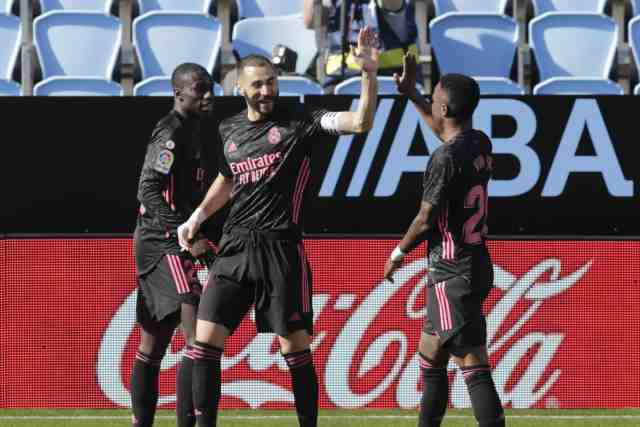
[136,253,202,327]
[423,259,493,351]
[198,228,313,336]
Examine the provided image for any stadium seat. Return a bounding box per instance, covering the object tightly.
[634,83,640,95]
[133,76,223,96]
[477,77,524,95]
[534,77,623,95]
[34,77,122,95]
[0,13,20,94]
[236,0,304,18]
[134,11,221,85]
[39,0,114,13]
[333,76,424,95]
[137,0,214,14]
[628,16,640,90]
[430,13,522,95]
[432,0,508,15]
[633,0,640,16]
[530,12,622,95]
[34,11,121,80]
[233,14,316,75]
[1,0,13,14]
[531,0,607,15]
[0,79,20,95]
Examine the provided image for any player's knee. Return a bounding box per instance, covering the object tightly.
[278,330,311,354]
[418,333,447,363]
[195,320,229,348]
[450,346,489,368]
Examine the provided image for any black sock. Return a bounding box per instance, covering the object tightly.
[418,353,448,427]
[462,365,505,427]
[283,349,318,427]
[130,351,161,427]
[192,341,223,427]
[177,346,196,427]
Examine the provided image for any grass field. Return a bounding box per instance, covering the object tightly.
[1,409,639,427]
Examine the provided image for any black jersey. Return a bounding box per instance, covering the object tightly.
[135,110,219,275]
[217,104,332,232]
[422,129,493,283]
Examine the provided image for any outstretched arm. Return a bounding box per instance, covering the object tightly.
[334,27,379,134]
[394,53,436,132]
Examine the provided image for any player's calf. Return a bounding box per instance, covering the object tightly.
[461,365,505,427]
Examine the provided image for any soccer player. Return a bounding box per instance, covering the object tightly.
[383,54,505,427]
[132,63,220,427]
[176,27,379,427]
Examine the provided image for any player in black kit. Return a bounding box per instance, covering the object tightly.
[176,27,379,427]
[383,54,505,427]
[131,63,220,427]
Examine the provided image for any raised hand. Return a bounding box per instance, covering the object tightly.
[393,52,418,96]
[351,27,379,73]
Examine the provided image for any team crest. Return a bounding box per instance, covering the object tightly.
[228,142,238,152]
[154,149,174,174]
[268,126,281,145]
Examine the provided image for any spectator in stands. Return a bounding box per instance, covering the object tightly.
[303,0,417,85]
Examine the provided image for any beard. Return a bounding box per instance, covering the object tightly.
[244,91,278,117]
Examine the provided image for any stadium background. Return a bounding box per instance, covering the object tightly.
[1,0,640,421]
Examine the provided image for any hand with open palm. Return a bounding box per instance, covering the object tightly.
[393,52,419,96]
[351,27,379,74]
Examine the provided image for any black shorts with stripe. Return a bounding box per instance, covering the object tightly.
[423,253,494,351]
[136,253,202,327]
[198,228,312,337]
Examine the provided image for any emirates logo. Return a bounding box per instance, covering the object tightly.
[268,127,281,145]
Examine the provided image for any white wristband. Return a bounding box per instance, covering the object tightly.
[390,246,406,262]
[190,207,208,227]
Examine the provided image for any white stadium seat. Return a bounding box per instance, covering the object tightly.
[530,12,622,95]
[233,14,316,75]
[0,12,20,94]
[433,0,508,15]
[134,11,222,89]
[134,76,223,96]
[334,76,424,95]
[430,13,522,95]
[531,0,607,15]
[236,0,304,18]
[1,0,14,14]
[137,0,214,14]
[34,11,121,79]
[39,0,114,13]
[34,77,123,95]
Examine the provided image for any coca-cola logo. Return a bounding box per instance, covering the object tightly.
[97,257,591,409]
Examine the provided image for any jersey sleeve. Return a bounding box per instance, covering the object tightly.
[216,126,233,178]
[137,124,185,231]
[422,148,455,207]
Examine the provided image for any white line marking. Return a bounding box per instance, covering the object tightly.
[1,415,639,421]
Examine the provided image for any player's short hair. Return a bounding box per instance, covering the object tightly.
[439,74,480,121]
[171,63,210,89]
[237,54,276,76]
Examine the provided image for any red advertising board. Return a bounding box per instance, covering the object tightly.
[1,238,639,409]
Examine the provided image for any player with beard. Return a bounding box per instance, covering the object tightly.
[176,28,379,427]
[384,54,505,427]
[131,63,221,427]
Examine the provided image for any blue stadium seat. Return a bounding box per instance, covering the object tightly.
[433,0,508,15]
[0,13,20,94]
[233,14,316,75]
[34,11,121,79]
[633,0,640,16]
[34,77,122,95]
[333,76,424,95]
[531,0,607,15]
[0,79,20,95]
[134,11,221,85]
[1,0,13,14]
[39,0,114,13]
[430,13,522,95]
[134,76,223,96]
[137,0,214,14]
[628,16,640,94]
[530,12,622,95]
[236,0,304,18]
[476,77,524,95]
